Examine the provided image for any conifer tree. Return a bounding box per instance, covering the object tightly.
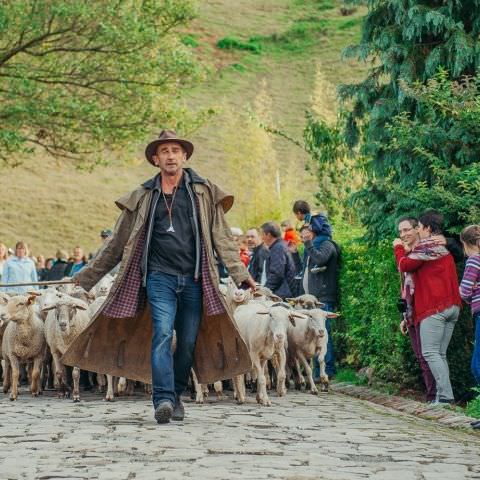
[341,0,480,240]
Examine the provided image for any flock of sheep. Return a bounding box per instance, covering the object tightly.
[0,275,336,406]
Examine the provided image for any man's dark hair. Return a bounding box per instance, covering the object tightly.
[292,200,310,215]
[260,222,281,238]
[397,216,418,228]
[299,224,313,233]
[418,210,444,234]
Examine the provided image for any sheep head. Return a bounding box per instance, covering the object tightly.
[4,293,39,323]
[43,296,87,334]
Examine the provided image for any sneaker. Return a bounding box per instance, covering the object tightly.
[172,399,185,421]
[428,399,455,409]
[154,401,174,424]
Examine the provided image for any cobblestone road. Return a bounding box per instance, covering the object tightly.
[1,388,479,480]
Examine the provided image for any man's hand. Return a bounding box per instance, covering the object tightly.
[431,234,447,246]
[301,229,314,243]
[393,238,403,248]
[243,275,257,291]
[400,319,408,336]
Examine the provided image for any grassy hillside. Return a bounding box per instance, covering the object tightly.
[0,0,367,257]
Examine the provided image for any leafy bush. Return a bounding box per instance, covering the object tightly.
[335,237,476,399]
[181,34,199,47]
[217,36,261,54]
[465,388,480,419]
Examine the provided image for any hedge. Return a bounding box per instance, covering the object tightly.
[335,239,476,400]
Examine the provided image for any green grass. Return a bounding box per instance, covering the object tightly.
[465,388,480,419]
[217,36,261,54]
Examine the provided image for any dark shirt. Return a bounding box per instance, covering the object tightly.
[147,177,196,276]
[47,260,69,281]
[248,244,269,283]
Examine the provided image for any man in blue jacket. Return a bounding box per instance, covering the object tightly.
[260,222,296,299]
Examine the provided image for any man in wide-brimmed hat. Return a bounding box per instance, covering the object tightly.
[65,130,255,424]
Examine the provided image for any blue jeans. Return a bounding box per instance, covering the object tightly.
[313,302,336,378]
[472,312,480,384]
[146,271,203,409]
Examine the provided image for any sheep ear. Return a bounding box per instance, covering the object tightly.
[257,310,270,315]
[42,304,57,312]
[326,312,339,318]
[26,295,37,305]
[73,301,88,311]
[315,301,325,307]
[270,294,283,302]
[290,312,307,320]
[287,314,296,327]
[27,290,42,297]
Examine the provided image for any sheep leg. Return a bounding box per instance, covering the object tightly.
[144,383,152,396]
[255,358,271,406]
[233,374,246,404]
[264,362,271,390]
[52,352,68,398]
[275,348,287,397]
[9,356,20,401]
[298,352,318,395]
[318,351,329,392]
[126,379,135,396]
[97,374,106,393]
[3,357,11,394]
[72,367,81,402]
[117,377,126,396]
[294,357,306,390]
[105,375,115,401]
[213,381,223,400]
[191,369,202,403]
[30,356,43,397]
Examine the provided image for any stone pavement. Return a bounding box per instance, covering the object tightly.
[1,388,479,480]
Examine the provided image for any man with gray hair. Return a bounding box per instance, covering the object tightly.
[260,222,296,299]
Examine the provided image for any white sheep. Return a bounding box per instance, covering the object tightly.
[42,294,89,402]
[232,303,304,406]
[2,292,46,400]
[287,308,337,394]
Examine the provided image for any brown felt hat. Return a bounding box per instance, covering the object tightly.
[145,130,194,165]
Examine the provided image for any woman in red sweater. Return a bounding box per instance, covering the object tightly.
[394,210,461,406]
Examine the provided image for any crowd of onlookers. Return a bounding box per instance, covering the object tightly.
[0,229,113,294]
[230,205,479,418]
[1,201,479,421]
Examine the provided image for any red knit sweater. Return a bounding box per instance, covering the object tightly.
[394,245,462,324]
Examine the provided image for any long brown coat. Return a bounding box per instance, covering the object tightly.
[62,169,252,384]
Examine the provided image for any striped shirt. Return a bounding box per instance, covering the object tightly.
[460,254,480,314]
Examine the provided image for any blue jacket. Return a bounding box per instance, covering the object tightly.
[2,256,38,294]
[265,239,296,299]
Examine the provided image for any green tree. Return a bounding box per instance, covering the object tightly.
[0,0,200,167]
[340,0,480,240]
[385,70,480,231]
